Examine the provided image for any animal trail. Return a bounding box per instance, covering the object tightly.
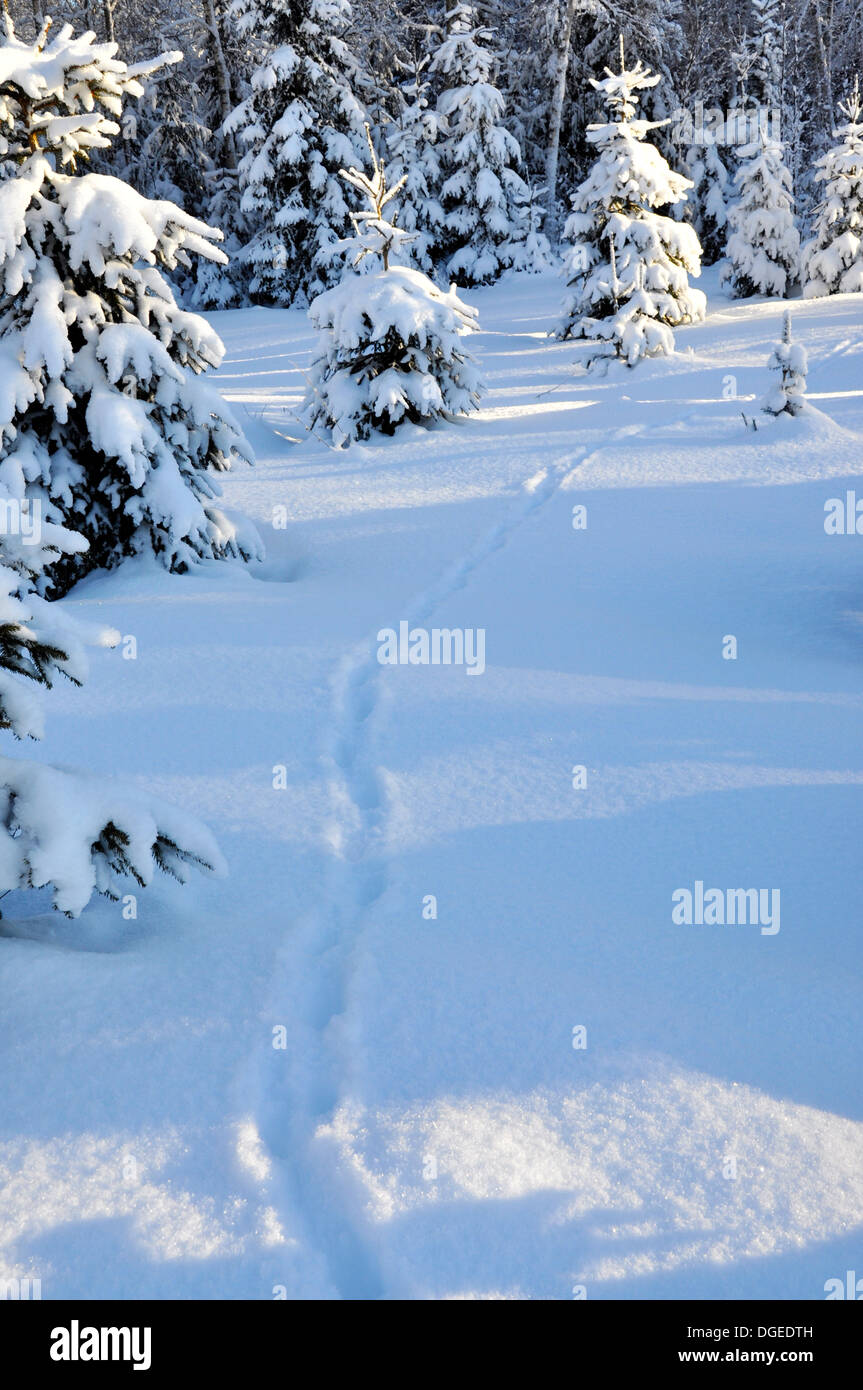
[241,443,593,1299]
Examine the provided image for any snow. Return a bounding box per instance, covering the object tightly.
[2,268,863,1298]
[60,174,227,274]
[0,158,43,266]
[0,24,131,112]
[0,757,226,916]
[0,19,179,169]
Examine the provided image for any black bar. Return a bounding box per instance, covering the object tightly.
[4,1298,860,1375]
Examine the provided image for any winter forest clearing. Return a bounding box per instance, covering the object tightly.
[0,0,862,1311]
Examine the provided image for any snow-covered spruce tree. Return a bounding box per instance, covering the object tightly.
[0,17,259,598]
[685,140,731,264]
[110,40,212,214]
[108,56,216,306]
[430,2,529,286]
[189,165,251,310]
[557,43,706,366]
[803,82,863,298]
[762,309,807,415]
[723,0,798,298]
[724,131,800,296]
[175,0,253,309]
[732,0,783,115]
[224,0,368,306]
[303,133,482,445]
[508,179,555,273]
[385,56,445,276]
[0,480,224,915]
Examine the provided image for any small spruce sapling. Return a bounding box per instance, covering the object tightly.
[303,130,483,445]
[762,310,807,416]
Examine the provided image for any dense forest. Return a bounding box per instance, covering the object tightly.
[5,0,859,307]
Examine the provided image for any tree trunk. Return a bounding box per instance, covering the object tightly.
[543,0,576,244]
[811,0,833,123]
[202,0,238,170]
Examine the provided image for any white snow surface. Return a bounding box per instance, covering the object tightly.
[2,267,863,1299]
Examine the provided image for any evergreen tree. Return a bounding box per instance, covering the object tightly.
[110,30,211,215]
[430,2,529,285]
[0,17,231,918]
[0,24,226,915]
[684,140,731,264]
[187,0,254,308]
[508,178,555,273]
[762,308,807,414]
[0,526,224,915]
[0,16,260,597]
[724,0,799,297]
[385,55,444,276]
[724,132,800,295]
[303,131,483,444]
[733,0,783,111]
[224,0,369,306]
[189,167,252,310]
[803,81,863,297]
[557,42,706,365]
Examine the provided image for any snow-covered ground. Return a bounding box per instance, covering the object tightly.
[2,269,863,1300]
